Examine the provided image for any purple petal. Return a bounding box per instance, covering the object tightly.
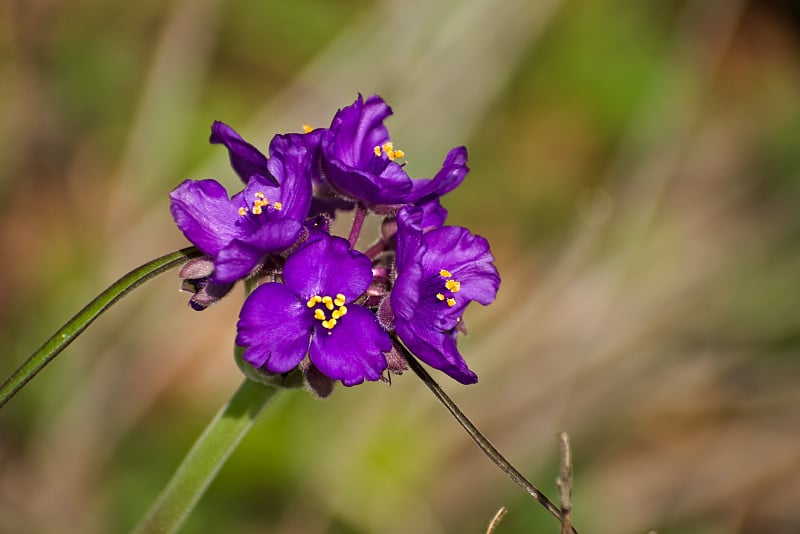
[169,179,240,256]
[327,94,392,165]
[322,158,412,205]
[212,219,303,283]
[395,206,426,274]
[421,226,500,306]
[282,234,372,302]
[309,304,390,386]
[265,133,314,220]
[416,198,449,229]
[210,121,277,186]
[236,283,313,373]
[408,146,469,202]
[395,321,477,385]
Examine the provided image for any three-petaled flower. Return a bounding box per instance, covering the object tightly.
[322,94,470,207]
[170,127,314,285]
[390,206,500,384]
[236,233,392,387]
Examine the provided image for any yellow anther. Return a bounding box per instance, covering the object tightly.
[439,269,452,278]
[321,296,334,310]
[446,298,456,307]
[436,293,445,301]
[334,293,346,306]
[273,201,282,211]
[302,124,313,133]
[445,279,461,292]
[314,309,326,320]
[382,142,394,152]
[306,295,322,308]
[252,205,263,215]
[255,192,265,199]
[238,207,249,216]
[337,305,347,316]
[393,149,405,159]
[373,145,382,156]
[321,318,337,330]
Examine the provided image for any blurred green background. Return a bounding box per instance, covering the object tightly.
[2,0,800,532]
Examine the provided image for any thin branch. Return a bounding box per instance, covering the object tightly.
[557,431,574,534]
[485,506,508,534]
[393,336,577,533]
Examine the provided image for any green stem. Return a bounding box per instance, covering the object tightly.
[0,246,201,409]
[134,378,279,534]
[392,335,578,534]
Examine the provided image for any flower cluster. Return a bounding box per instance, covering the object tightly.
[170,94,500,394]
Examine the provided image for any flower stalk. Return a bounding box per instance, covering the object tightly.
[393,335,578,533]
[134,377,279,534]
[0,246,201,409]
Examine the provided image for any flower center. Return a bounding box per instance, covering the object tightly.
[435,269,460,308]
[237,191,283,217]
[373,141,405,161]
[306,293,348,331]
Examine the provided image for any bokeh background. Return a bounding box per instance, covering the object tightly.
[2,0,800,532]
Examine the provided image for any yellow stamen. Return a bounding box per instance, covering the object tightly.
[306,295,322,308]
[373,145,382,156]
[314,309,326,320]
[252,205,263,215]
[337,305,347,316]
[446,298,456,307]
[238,207,248,216]
[302,124,313,133]
[321,318,337,330]
[273,201,282,211]
[254,192,265,199]
[321,296,334,310]
[333,293,346,306]
[393,149,405,159]
[445,279,461,292]
[436,293,445,301]
[439,269,452,278]
[382,142,394,152]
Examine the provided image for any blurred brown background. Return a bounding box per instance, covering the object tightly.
[2,0,800,532]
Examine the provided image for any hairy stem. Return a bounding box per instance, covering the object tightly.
[347,203,368,248]
[0,246,201,409]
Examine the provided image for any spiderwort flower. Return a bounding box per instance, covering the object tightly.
[321,94,470,206]
[170,131,313,286]
[236,233,391,386]
[390,206,500,384]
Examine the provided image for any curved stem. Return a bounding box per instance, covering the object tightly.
[134,378,279,533]
[0,246,201,409]
[392,336,577,533]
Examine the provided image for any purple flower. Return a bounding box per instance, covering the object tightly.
[321,94,469,206]
[390,206,499,384]
[236,233,391,386]
[170,132,313,284]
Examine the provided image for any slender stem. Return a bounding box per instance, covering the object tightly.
[557,432,574,534]
[347,203,368,248]
[0,246,201,410]
[134,378,279,534]
[392,336,577,533]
